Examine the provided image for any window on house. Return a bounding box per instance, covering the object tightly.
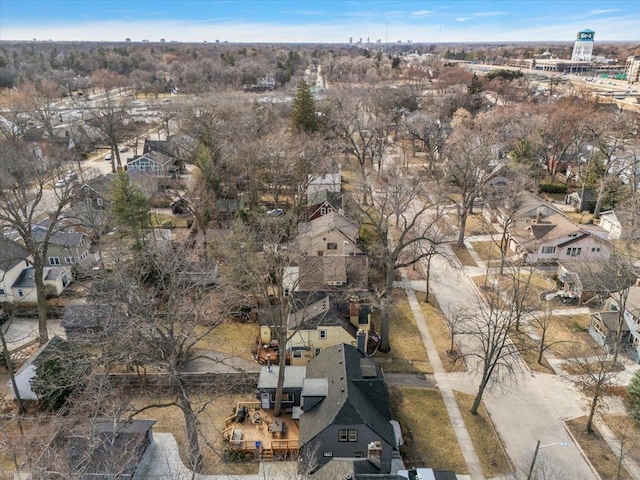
[591,247,601,253]
[566,247,582,256]
[18,289,24,297]
[293,350,302,358]
[96,198,103,207]
[541,246,556,254]
[81,252,88,260]
[0,288,5,295]
[269,393,295,403]
[65,257,75,264]
[314,348,322,356]
[633,336,640,348]
[49,257,60,265]
[320,207,326,215]
[327,242,337,250]
[85,198,92,206]
[318,329,327,339]
[568,233,578,238]
[339,429,358,442]
[354,451,363,458]
[323,452,333,457]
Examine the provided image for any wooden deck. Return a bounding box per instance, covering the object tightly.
[223,401,299,460]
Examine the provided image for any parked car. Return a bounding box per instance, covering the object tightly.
[119,146,128,153]
[267,208,284,217]
[105,153,112,161]
[65,171,78,182]
[54,179,66,188]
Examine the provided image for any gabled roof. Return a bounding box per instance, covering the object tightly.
[297,255,369,291]
[79,173,116,197]
[127,150,174,167]
[299,344,395,448]
[32,224,85,248]
[591,311,628,332]
[0,238,30,273]
[314,458,407,480]
[298,210,359,242]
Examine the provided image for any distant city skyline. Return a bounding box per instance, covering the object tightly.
[1,0,638,43]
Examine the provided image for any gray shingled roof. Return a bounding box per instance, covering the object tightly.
[32,225,84,248]
[299,344,395,448]
[0,238,30,272]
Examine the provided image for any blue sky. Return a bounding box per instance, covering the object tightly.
[0,0,638,43]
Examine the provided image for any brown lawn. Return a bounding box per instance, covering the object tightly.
[376,291,430,370]
[604,415,640,466]
[470,240,501,262]
[194,322,258,362]
[129,392,259,475]
[390,387,467,473]
[451,245,478,267]
[538,314,601,359]
[566,416,633,480]
[454,391,512,477]
[419,299,467,373]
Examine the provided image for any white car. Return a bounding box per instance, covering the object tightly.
[119,146,128,153]
[54,179,66,188]
[105,153,112,161]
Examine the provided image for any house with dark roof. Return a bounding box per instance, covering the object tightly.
[565,189,596,213]
[31,224,92,267]
[73,173,116,209]
[33,418,156,479]
[313,458,408,479]
[61,304,125,340]
[299,344,398,472]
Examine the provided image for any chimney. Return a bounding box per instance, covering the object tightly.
[535,211,542,224]
[356,329,367,353]
[367,441,382,469]
[266,354,272,372]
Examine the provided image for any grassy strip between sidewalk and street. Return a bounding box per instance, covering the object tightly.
[565,416,633,480]
[451,245,477,267]
[376,291,431,372]
[454,391,512,478]
[418,298,467,373]
[390,387,467,473]
[510,330,554,374]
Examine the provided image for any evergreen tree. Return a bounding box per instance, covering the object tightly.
[468,73,484,94]
[110,173,150,249]
[291,79,318,133]
[627,369,640,425]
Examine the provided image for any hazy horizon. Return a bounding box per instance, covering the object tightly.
[1,0,638,44]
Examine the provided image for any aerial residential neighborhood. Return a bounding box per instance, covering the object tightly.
[1,1,640,479]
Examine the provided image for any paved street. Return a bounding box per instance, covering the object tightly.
[415,248,597,479]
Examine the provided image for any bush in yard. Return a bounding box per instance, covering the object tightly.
[538,183,567,194]
[31,341,90,410]
[627,369,640,426]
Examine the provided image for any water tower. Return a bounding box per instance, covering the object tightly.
[571,29,594,61]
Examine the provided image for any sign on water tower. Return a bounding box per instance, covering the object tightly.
[576,30,595,41]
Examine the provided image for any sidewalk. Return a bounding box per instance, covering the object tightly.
[399,270,486,480]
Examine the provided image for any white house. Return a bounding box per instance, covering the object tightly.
[599,210,639,240]
[307,168,341,197]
